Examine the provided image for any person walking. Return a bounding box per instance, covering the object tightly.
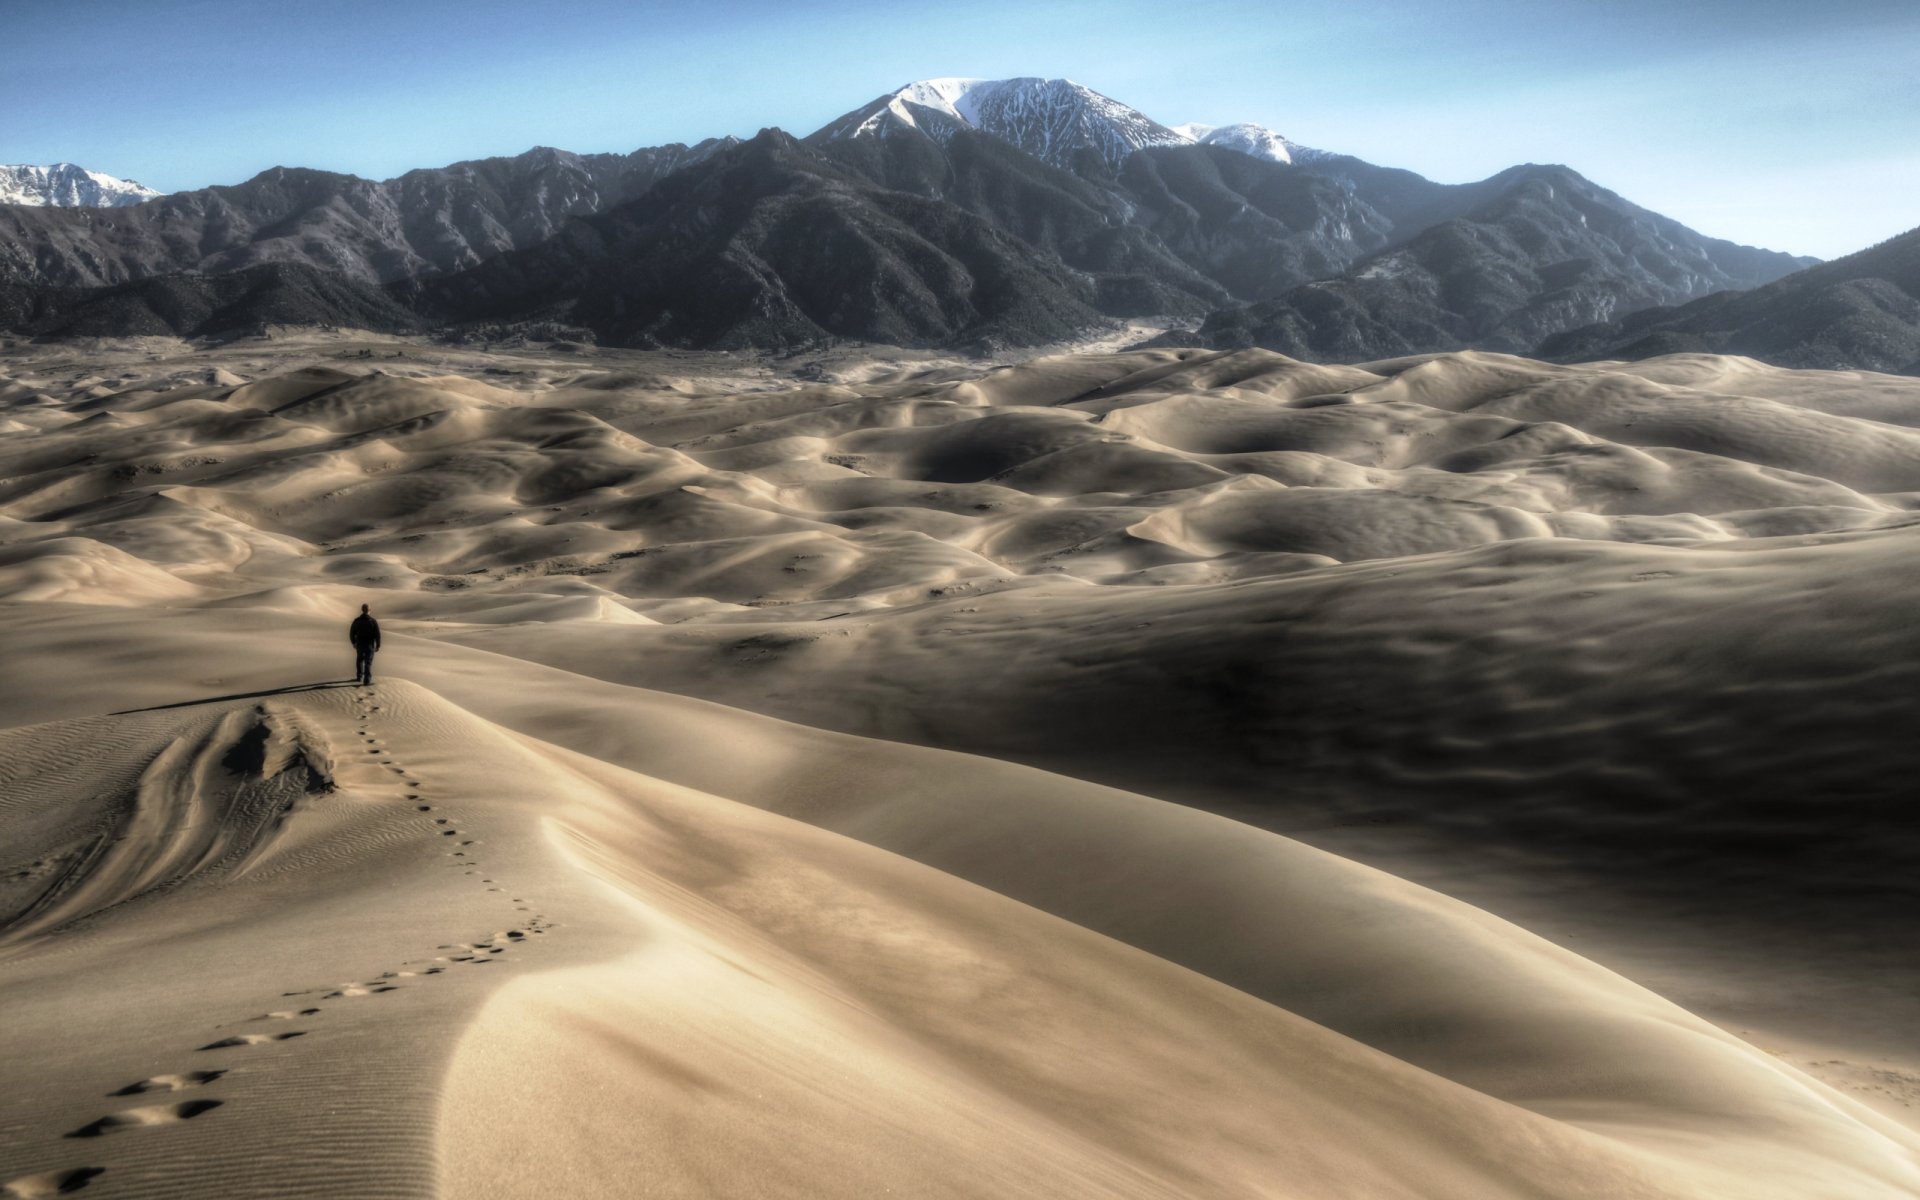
[349,604,382,686]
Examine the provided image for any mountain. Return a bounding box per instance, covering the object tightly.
[0,140,737,289]
[0,163,163,207]
[0,262,419,340]
[812,77,1331,176]
[810,77,1196,172]
[1541,225,1920,373]
[399,128,1470,350]
[1170,122,1319,164]
[1161,164,1817,360]
[811,130,1233,314]
[812,128,1419,310]
[401,130,1107,351]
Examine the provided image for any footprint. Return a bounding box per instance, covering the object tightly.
[200,1032,305,1051]
[255,1008,321,1020]
[112,1071,224,1096]
[67,1101,222,1138]
[2,1167,106,1196]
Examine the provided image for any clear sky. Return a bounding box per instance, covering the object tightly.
[2,0,1913,259]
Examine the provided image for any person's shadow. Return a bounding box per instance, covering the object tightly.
[110,681,360,716]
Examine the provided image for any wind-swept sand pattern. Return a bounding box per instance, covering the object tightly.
[2,334,1918,1197]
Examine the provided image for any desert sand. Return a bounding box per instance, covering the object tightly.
[1,330,1918,1198]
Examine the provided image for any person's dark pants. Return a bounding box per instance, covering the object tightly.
[355,646,376,685]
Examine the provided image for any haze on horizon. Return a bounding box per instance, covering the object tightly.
[2,0,1914,260]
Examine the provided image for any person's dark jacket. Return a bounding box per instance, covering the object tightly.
[350,614,381,650]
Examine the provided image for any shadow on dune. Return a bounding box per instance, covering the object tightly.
[109,681,360,715]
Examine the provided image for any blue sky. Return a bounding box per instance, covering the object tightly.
[2,0,1913,258]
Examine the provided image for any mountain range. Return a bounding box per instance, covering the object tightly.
[1155,164,1816,359]
[0,140,737,289]
[1541,226,1920,374]
[3,76,1885,365]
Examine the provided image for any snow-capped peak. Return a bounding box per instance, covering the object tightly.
[0,162,164,208]
[814,78,1331,173]
[1168,122,1327,165]
[813,77,1191,171]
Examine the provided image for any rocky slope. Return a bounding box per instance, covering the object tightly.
[1163,165,1818,360]
[0,263,419,340]
[1542,225,1920,373]
[401,130,1107,350]
[0,141,736,289]
[819,129,1432,309]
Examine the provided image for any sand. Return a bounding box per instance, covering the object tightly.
[1,331,1918,1197]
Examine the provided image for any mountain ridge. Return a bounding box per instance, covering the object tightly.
[1541,224,1920,373]
[0,77,1826,356]
[0,139,738,289]
[1159,162,1820,361]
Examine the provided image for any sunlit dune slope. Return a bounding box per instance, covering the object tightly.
[0,611,1916,1197]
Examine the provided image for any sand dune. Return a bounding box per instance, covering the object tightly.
[2,333,1918,1196]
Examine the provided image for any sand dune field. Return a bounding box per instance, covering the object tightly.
[2,332,1917,1197]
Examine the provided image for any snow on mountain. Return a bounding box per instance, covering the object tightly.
[812,77,1193,171]
[1172,122,1319,164]
[0,163,164,207]
[1174,122,1291,162]
[815,78,1332,173]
